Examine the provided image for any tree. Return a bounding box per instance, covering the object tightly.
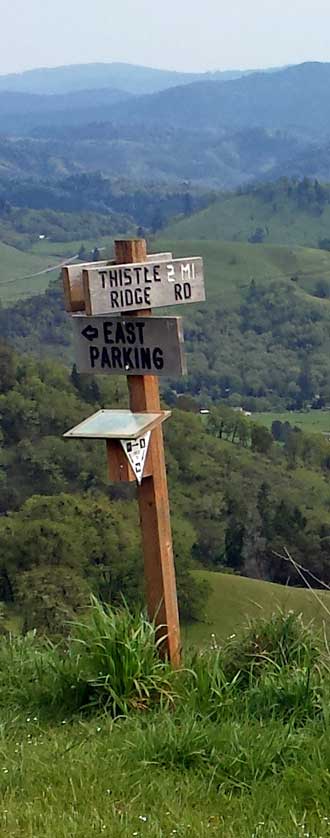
[298,360,314,405]
[284,428,304,469]
[257,482,273,539]
[271,419,284,442]
[78,244,87,261]
[315,279,330,299]
[251,425,273,455]
[248,227,266,244]
[0,343,16,392]
[225,517,245,570]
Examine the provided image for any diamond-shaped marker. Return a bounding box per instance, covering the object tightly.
[120,432,151,484]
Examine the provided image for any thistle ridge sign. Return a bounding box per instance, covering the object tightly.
[83,256,205,315]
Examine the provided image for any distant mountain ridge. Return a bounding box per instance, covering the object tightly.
[0,87,133,133]
[0,62,260,96]
[0,61,328,143]
[1,61,330,190]
[107,62,330,140]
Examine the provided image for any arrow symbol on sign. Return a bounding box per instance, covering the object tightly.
[82,325,99,341]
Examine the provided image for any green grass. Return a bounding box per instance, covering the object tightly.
[185,571,330,647]
[0,241,79,304]
[0,237,113,304]
[164,190,330,248]
[3,713,330,837]
[1,605,330,836]
[156,238,330,308]
[253,410,330,434]
[3,231,330,309]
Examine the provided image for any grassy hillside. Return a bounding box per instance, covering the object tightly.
[5,235,330,308]
[164,183,330,248]
[253,409,330,434]
[156,238,330,303]
[185,571,330,646]
[0,237,113,304]
[0,241,74,303]
[4,237,330,410]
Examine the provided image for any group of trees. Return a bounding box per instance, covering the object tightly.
[239,177,330,214]
[0,168,214,245]
[204,405,330,585]
[180,275,330,409]
[0,340,329,632]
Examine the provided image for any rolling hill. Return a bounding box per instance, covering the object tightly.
[0,241,83,303]
[3,236,330,309]
[0,88,133,133]
[164,179,330,247]
[1,63,329,141]
[0,128,306,188]
[186,571,330,646]
[3,238,330,410]
[109,62,330,140]
[0,62,259,96]
[3,64,330,187]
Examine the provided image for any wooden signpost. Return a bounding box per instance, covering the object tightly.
[63,239,205,668]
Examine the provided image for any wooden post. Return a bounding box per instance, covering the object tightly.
[114,239,181,667]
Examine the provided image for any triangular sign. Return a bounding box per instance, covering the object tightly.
[120,432,151,484]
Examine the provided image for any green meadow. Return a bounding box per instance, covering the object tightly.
[253,410,330,434]
[0,237,112,304]
[185,570,330,646]
[3,234,330,307]
[164,188,330,248]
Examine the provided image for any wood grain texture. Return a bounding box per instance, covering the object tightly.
[71,315,187,377]
[114,239,181,667]
[83,256,205,315]
[65,252,173,314]
[62,260,113,312]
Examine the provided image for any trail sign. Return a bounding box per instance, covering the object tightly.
[120,432,151,485]
[62,252,173,313]
[72,314,186,376]
[83,256,205,315]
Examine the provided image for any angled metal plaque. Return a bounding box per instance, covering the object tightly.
[120,432,151,484]
[71,314,186,377]
[63,409,171,440]
[83,256,205,315]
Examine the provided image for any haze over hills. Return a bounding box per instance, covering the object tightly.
[108,62,330,140]
[1,61,330,190]
[0,62,265,96]
[0,88,134,134]
[0,62,325,138]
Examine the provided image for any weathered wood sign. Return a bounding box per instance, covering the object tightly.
[72,314,186,376]
[63,260,111,312]
[63,252,173,313]
[83,256,205,315]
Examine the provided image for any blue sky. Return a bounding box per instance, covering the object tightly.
[2,0,330,75]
